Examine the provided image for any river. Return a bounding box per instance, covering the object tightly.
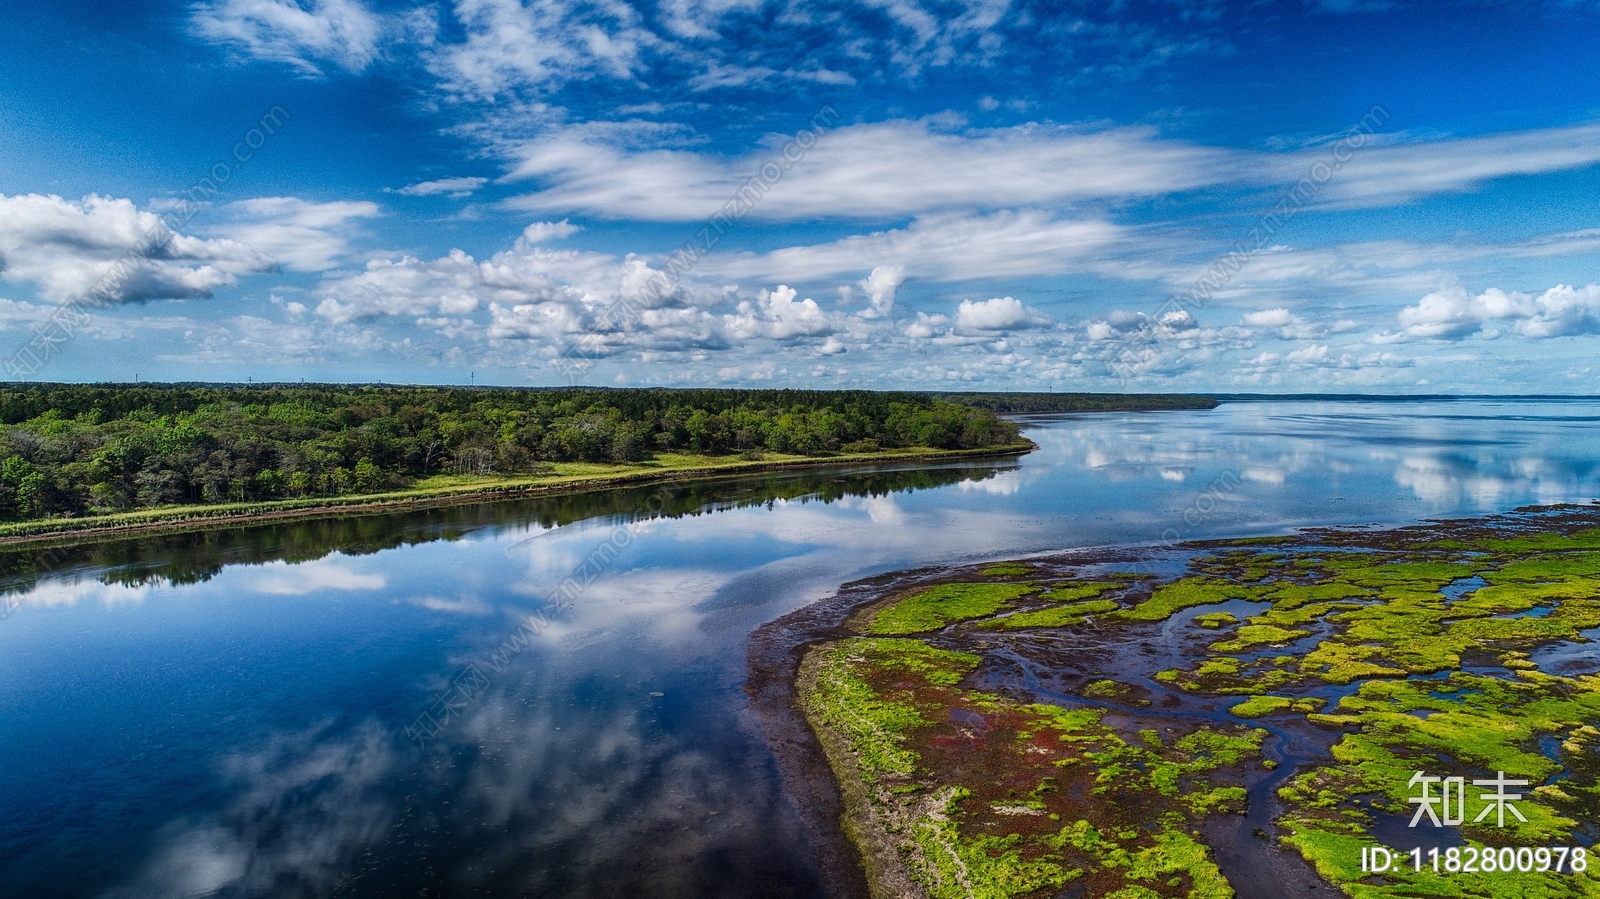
[3,398,1598,898]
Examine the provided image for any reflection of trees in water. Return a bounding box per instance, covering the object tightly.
[0,461,1011,596]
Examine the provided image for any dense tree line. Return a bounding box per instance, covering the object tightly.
[0,385,1026,521]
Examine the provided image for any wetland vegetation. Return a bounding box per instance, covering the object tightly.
[799,505,1600,897]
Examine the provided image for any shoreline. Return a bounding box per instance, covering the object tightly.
[745,549,1133,899]
[0,442,1033,550]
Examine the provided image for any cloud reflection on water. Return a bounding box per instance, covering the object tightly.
[104,722,397,899]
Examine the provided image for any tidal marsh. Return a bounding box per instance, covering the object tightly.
[800,506,1600,898]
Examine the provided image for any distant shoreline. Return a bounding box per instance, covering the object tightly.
[1208,393,1600,402]
[0,442,1035,550]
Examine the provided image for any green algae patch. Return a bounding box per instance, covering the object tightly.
[869,583,1036,634]
[980,562,1036,578]
[1483,528,1600,554]
[1041,581,1121,603]
[1229,695,1293,717]
[1195,612,1237,629]
[1208,624,1310,653]
[993,599,1120,630]
[1228,695,1320,718]
[1117,577,1265,622]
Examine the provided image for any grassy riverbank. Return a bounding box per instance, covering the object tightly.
[0,441,1031,547]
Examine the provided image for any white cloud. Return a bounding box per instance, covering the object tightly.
[518,220,582,242]
[395,176,489,198]
[313,224,631,324]
[312,225,737,357]
[1397,282,1600,340]
[955,296,1028,330]
[1242,307,1292,327]
[1326,122,1600,208]
[190,0,396,76]
[504,119,1245,222]
[1237,306,1341,341]
[0,193,272,303]
[904,311,949,339]
[491,301,723,353]
[1284,343,1331,365]
[705,211,1128,284]
[424,0,658,100]
[856,265,905,319]
[424,0,1195,102]
[501,115,1600,225]
[723,285,832,340]
[1085,308,1199,341]
[216,197,380,271]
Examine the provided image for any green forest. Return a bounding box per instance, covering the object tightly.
[0,384,1062,522]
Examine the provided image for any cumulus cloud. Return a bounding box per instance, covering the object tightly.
[723,285,832,340]
[1397,283,1600,340]
[312,225,735,358]
[1085,308,1198,341]
[1236,306,1346,341]
[491,301,723,354]
[1284,343,1332,365]
[856,265,905,319]
[0,193,271,303]
[901,297,1048,341]
[313,223,634,325]
[955,296,1029,330]
[395,176,489,198]
[518,220,581,242]
[190,0,397,76]
[904,311,949,339]
[215,197,380,271]
[1242,307,1292,327]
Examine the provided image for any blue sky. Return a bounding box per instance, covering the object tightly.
[2,0,1599,391]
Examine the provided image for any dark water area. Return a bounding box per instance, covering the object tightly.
[3,399,1600,897]
[1530,626,1600,677]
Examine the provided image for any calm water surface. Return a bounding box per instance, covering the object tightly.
[3,399,1599,898]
